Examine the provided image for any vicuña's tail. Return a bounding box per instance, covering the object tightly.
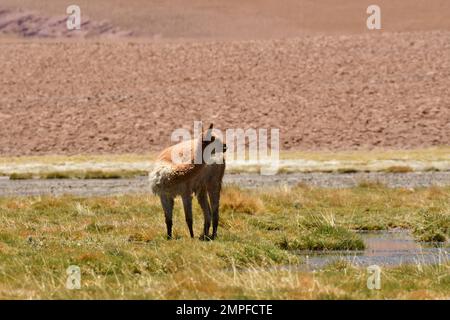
[148,162,174,195]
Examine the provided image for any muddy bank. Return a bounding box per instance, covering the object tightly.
[0,172,449,197]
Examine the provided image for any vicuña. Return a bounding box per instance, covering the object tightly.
[149,124,227,240]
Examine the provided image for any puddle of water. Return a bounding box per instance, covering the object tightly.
[298,230,449,270]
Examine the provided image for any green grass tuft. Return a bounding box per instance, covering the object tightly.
[9,170,148,180]
[412,209,449,242]
[278,213,365,251]
[336,168,359,174]
[9,172,34,180]
[384,166,414,173]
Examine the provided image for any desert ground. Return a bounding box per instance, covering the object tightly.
[0,0,449,300]
[0,0,449,154]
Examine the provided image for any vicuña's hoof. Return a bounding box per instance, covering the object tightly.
[199,234,212,241]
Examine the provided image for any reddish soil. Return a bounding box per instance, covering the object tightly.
[1,0,450,39]
[1,32,449,155]
[0,1,449,156]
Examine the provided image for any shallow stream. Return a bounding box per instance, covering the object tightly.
[299,230,449,270]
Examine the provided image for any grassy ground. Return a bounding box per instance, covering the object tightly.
[0,184,448,299]
[1,147,448,164]
[282,147,450,162]
[8,169,148,180]
[1,147,449,178]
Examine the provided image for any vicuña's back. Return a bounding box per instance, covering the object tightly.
[149,124,226,240]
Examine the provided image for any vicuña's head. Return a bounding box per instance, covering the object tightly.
[160,123,227,166]
[201,123,227,155]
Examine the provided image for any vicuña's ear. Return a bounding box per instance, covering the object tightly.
[204,123,214,141]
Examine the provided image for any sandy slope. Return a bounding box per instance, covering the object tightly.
[0,1,449,155]
[1,32,449,155]
[1,0,450,39]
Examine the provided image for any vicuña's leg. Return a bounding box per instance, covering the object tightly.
[182,193,194,238]
[208,187,221,240]
[160,194,174,239]
[197,188,212,240]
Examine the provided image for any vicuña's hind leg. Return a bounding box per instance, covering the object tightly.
[182,193,194,238]
[208,187,221,240]
[197,188,212,240]
[160,194,174,239]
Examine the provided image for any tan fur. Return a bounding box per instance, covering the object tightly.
[149,124,226,240]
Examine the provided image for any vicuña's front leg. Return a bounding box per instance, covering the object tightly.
[160,194,174,239]
[182,193,194,238]
[197,189,212,240]
[209,189,221,240]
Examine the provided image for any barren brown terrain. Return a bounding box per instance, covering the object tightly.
[2,0,450,39]
[0,0,449,155]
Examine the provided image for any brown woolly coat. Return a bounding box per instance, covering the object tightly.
[149,137,225,197]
